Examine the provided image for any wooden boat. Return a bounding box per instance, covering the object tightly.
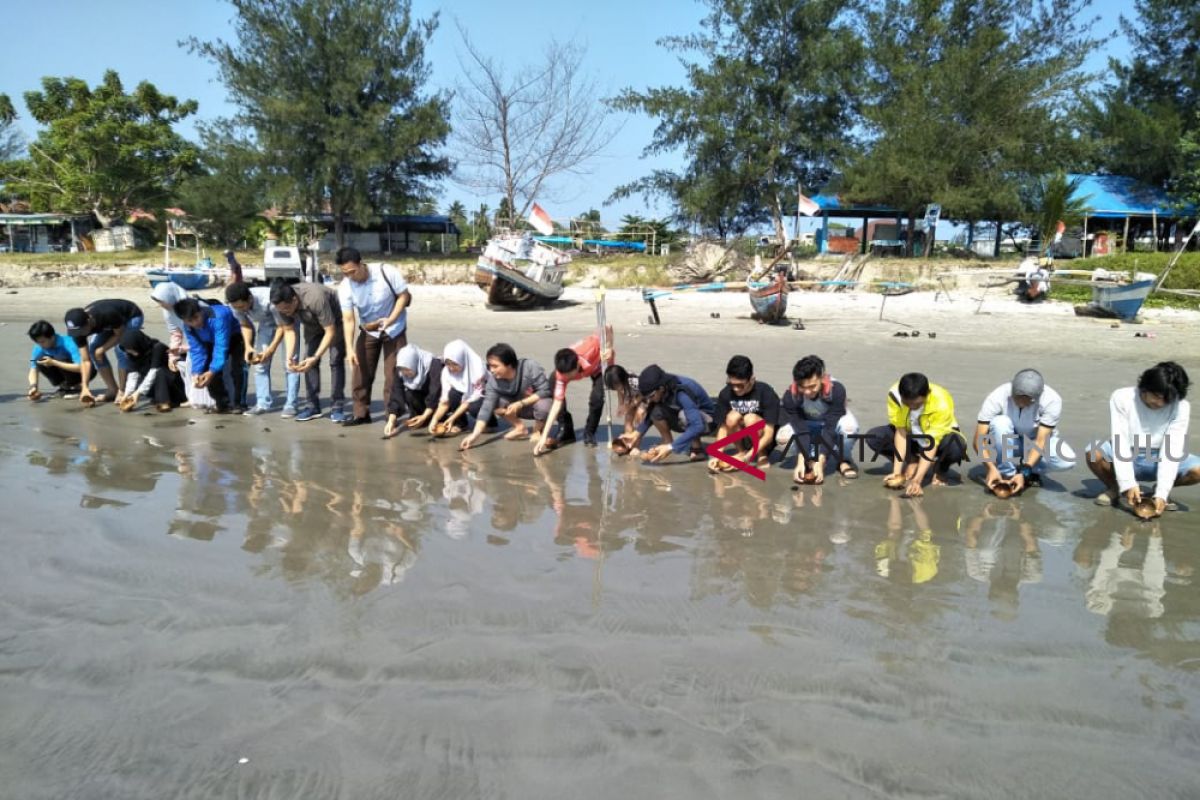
[474,233,569,308]
[749,266,789,323]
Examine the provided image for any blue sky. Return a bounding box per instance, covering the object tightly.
[1,0,1135,228]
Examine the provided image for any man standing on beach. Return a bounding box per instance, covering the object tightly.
[270,281,346,422]
[864,372,966,497]
[337,247,410,427]
[64,298,144,405]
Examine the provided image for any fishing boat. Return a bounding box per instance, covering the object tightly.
[474,232,570,308]
[145,263,222,291]
[748,265,789,323]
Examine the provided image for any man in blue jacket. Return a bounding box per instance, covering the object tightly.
[174,298,245,414]
[621,364,715,463]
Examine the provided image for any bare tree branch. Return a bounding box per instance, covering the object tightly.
[452,21,622,222]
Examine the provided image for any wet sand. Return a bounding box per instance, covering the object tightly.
[2,286,1200,799]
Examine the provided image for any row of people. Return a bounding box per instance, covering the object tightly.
[24,287,1198,519]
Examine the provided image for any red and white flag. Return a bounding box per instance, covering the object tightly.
[527,203,555,236]
[797,192,820,217]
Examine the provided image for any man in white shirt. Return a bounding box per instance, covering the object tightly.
[1014,256,1050,302]
[974,368,1075,495]
[336,246,411,427]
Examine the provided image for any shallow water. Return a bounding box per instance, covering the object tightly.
[3,400,1200,800]
[3,306,1200,799]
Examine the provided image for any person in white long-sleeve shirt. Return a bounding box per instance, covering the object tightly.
[1088,361,1200,516]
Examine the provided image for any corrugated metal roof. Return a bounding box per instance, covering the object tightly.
[0,213,89,225]
[1068,174,1195,219]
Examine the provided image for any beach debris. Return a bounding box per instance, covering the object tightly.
[1134,332,1157,339]
[928,332,937,339]
[911,329,921,337]
[893,331,909,337]
[792,321,806,330]
[542,324,558,332]
[1110,323,1120,328]
[238,757,249,765]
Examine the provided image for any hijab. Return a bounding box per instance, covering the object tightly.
[397,344,435,390]
[441,339,485,396]
[151,282,189,331]
[120,328,156,357]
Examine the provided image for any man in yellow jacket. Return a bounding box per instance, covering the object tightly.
[864,372,967,497]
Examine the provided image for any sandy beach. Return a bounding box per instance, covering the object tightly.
[2,282,1199,799]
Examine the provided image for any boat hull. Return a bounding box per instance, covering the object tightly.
[749,276,789,323]
[146,270,217,291]
[1092,279,1153,320]
[474,234,569,309]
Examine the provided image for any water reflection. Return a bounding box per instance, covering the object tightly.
[874,496,944,585]
[960,500,1043,617]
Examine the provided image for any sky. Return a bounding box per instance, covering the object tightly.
[0,0,1137,231]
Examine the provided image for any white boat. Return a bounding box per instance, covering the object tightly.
[474,233,569,308]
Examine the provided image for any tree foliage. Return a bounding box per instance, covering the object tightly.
[1080,0,1199,189]
[0,71,198,226]
[611,0,862,242]
[188,0,452,245]
[843,0,1097,253]
[1022,171,1091,247]
[453,24,618,223]
[174,122,267,247]
[0,94,22,165]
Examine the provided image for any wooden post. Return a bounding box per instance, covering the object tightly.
[1122,215,1130,252]
[1152,210,1158,252]
[993,219,1002,257]
[861,216,868,255]
[1082,215,1088,256]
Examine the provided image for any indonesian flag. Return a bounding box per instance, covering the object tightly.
[797,192,820,217]
[528,203,555,236]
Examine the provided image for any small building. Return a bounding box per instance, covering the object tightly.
[0,213,93,253]
[1068,174,1197,255]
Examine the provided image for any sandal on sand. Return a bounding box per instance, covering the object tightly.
[839,463,859,479]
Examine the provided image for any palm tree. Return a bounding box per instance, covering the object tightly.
[1027,173,1091,254]
[446,200,467,225]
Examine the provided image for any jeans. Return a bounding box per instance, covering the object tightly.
[986,415,1076,477]
[302,326,346,413]
[87,316,144,372]
[779,411,859,464]
[252,320,301,410]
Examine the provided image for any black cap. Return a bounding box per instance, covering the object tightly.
[638,364,668,395]
[64,308,89,332]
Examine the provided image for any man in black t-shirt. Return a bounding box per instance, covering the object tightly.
[708,355,779,472]
[64,298,145,405]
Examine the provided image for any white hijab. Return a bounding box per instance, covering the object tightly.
[397,344,435,390]
[441,339,485,399]
[150,282,193,333]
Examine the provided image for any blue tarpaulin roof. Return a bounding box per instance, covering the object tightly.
[1068,174,1194,219]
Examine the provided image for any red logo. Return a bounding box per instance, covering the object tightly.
[705,419,767,480]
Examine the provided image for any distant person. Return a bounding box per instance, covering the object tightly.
[64,298,144,405]
[707,355,779,473]
[864,372,967,497]
[174,297,245,414]
[226,281,301,416]
[118,329,186,412]
[536,325,614,455]
[336,247,411,427]
[1014,256,1051,303]
[270,281,346,422]
[621,365,715,463]
[778,355,859,482]
[428,339,487,436]
[974,368,1075,495]
[26,320,83,399]
[383,344,444,438]
[460,343,556,451]
[223,250,244,284]
[1088,361,1199,517]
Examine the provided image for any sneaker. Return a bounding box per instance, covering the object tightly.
[295,408,322,422]
[244,406,272,416]
[329,409,350,424]
[206,406,234,415]
[56,385,81,398]
[341,415,372,427]
[280,406,297,419]
[557,426,577,445]
[583,431,598,447]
